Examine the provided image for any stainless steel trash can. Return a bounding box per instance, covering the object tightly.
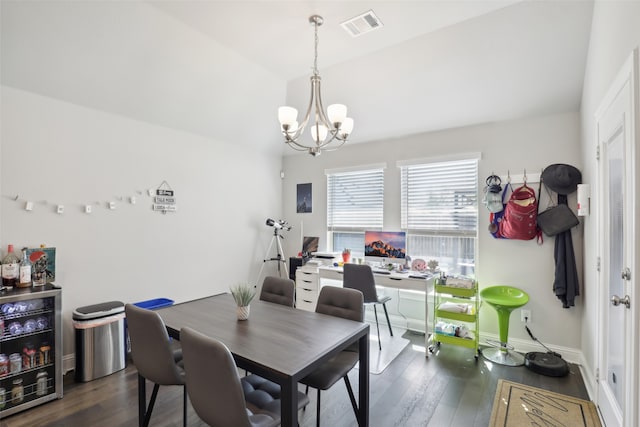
[73,301,126,382]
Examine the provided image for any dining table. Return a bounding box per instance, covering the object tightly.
[155,293,370,426]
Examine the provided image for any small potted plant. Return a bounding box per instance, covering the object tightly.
[230,283,256,320]
[341,248,351,263]
[427,259,439,272]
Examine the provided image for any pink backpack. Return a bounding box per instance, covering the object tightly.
[499,184,541,241]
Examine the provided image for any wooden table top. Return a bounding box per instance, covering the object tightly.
[156,293,369,380]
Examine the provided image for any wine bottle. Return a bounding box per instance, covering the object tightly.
[1,245,20,288]
[18,247,32,288]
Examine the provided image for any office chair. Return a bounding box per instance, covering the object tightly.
[343,263,393,350]
[125,304,187,427]
[300,286,364,427]
[260,276,295,307]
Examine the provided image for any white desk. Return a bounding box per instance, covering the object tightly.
[315,265,435,354]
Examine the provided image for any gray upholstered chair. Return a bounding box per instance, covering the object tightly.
[181,326,311,427]
[125,304,187,427]
[260,276,295,307]
[344,263,393,350]
[300,286,364,427]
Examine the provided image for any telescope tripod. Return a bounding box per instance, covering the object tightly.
[256,228,289,284]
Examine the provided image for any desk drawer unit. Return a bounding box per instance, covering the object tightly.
[295,270,319,311]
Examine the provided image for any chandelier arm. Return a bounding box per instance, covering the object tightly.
[287,137,318,150]
[285,141,311,152]
[313,78,333,130]
[316,123,350,149]
[299,75,318,130]
[316,130,340,149]
[317,138,348,152]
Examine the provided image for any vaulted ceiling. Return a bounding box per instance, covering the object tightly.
[1,1,594,155]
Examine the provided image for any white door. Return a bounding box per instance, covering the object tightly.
[595,50,639,427]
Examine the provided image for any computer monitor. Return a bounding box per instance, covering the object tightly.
[364,231,406,265]
[301,236,319,258]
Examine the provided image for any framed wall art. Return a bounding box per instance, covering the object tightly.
[297,183,312,213]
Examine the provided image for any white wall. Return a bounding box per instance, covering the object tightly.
[1,87,284,358]
[579,0,640,396]
[282,112,583,352]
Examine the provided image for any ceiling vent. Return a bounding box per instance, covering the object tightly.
[340,10,383,38]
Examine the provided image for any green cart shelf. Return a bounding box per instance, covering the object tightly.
[430,278,480,360]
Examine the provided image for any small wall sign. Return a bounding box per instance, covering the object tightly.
[153,181,177,214]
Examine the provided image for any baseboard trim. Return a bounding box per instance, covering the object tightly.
[368,313,585,366]
[578,352,597,401]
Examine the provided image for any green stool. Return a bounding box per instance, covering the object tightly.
[480,285,530,366]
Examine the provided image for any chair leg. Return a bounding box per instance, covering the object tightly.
[143,383,160,427]
[382,302,393,337]
[303,385,309,412]
[343,375,359,425]
[316,388,321,427]
[373,305,382,351]
[138,374,146,427]
[183,384,187,427]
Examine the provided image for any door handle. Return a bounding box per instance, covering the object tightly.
[611,294,631,309]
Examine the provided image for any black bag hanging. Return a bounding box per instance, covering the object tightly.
[537,204,579,236]
[537,180,579,236]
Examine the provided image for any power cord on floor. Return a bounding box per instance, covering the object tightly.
[525,323,562,358]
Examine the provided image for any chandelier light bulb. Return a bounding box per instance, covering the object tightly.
[327,104,347,127]
[278,106,298,126]
[287,121,299,134]
[340,117,354,135]
[310,124,328,142]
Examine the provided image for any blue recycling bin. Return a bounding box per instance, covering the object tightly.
[133,298,174,311]
[126,298,175,355]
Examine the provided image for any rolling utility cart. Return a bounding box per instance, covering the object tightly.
[429,276,480,360]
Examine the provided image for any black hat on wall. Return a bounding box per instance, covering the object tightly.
[542,164,582,195]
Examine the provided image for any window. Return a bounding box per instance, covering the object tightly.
[326,166,385,255]
[400,157,478,276]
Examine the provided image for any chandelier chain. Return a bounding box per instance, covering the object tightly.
[313,20,319,76]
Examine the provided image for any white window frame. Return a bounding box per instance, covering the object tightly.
[326,164,386,253]
[398,154,479,275]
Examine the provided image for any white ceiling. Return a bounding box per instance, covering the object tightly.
[1,1,594,155]
[149,0,525,81]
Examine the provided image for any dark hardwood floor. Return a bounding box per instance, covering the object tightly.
[0,331,590,427]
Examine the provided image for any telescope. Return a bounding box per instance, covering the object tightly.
[266,218,291,231]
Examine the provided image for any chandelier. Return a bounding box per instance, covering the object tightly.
[278,15,354,156]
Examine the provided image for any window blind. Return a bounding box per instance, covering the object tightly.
[401,159,478,236]
[327,168,384,230]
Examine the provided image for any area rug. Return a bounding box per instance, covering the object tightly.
[490,379,602,427]
[355,326,410,375]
